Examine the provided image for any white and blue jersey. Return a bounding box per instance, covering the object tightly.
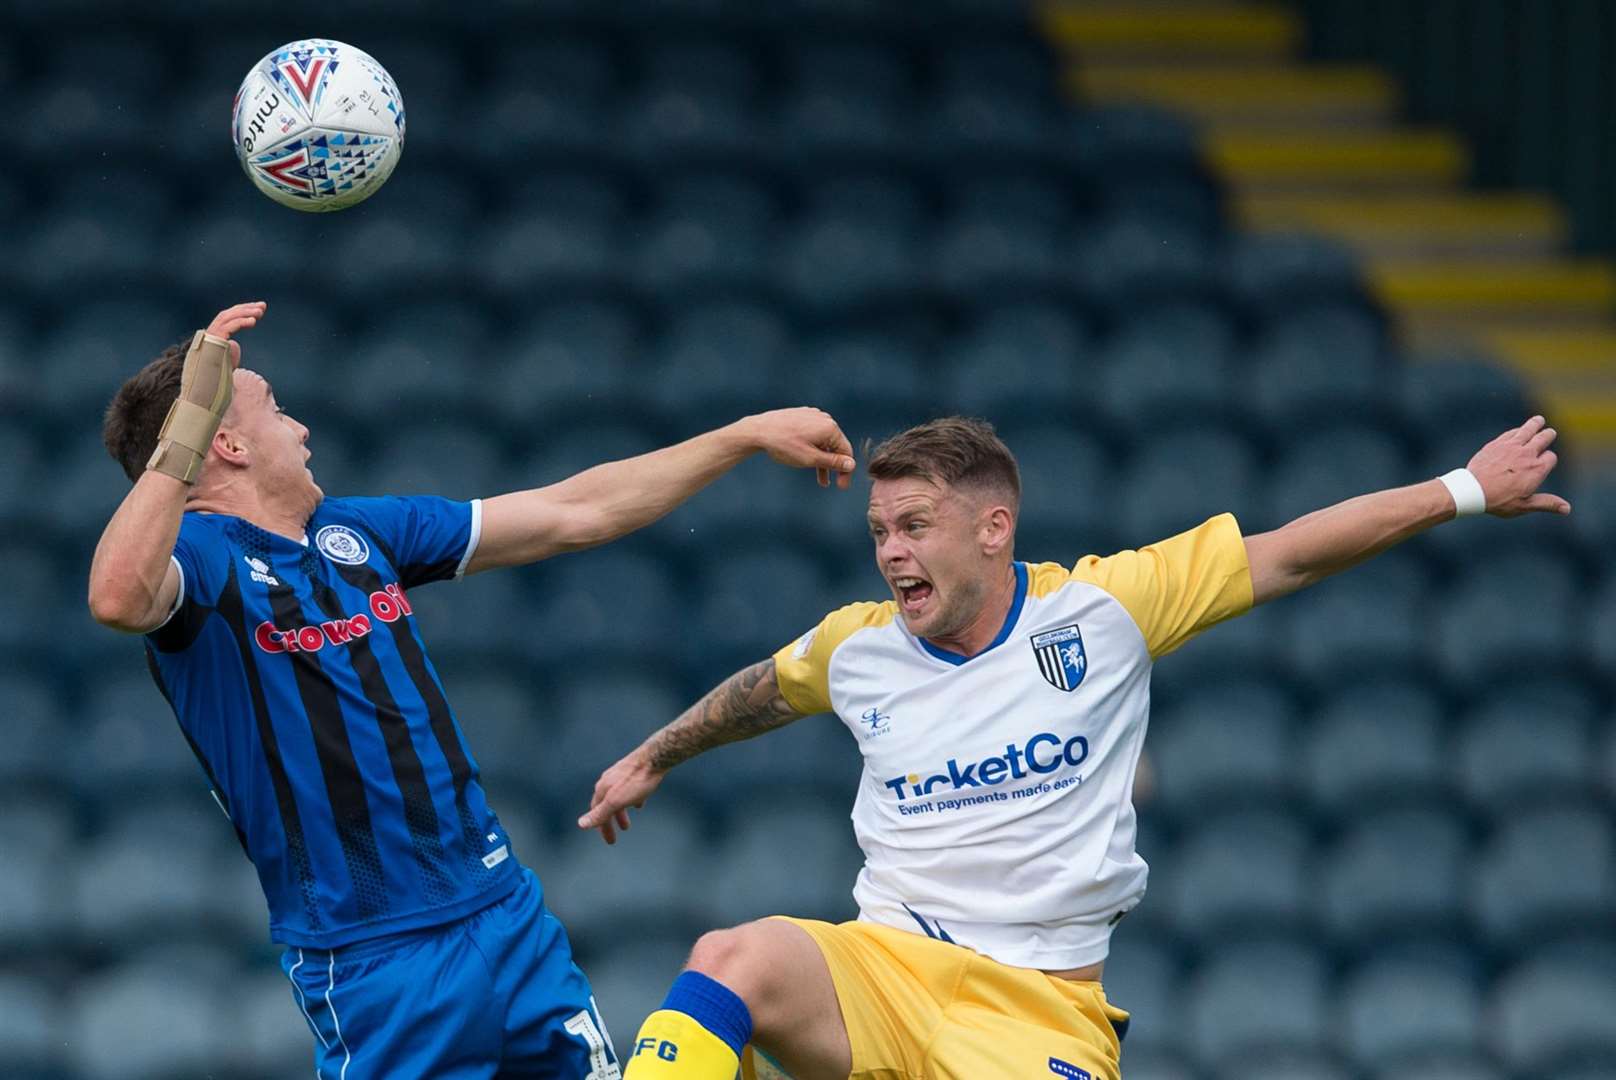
[146,495,518,947]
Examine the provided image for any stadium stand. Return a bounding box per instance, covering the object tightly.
[2,2,1611,1078]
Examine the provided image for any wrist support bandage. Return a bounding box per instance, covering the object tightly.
[147,330,233,484]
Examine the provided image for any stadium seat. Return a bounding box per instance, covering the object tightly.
[0,849,67,955]
[646,301,797,425]
[1219,1054,1354,1080]
[1148,680,1299,819]
[1469,804,1616,950]
[476,210,621,298]
[632,211,772,303]
[365,420,510,500]
[402,573,547,666]
[1305,680,1453,818]
[1263,425,1412,528]
[1321,806,1470,947]
[1429,553,1583,687]
[1158,811,1313,941]
[947,170,1078,234]
[1340,954,1485,1072]
[584,935,700,1052]
[1397,352,1535,436]
[543,801,712,946]
[0,675,70,790]
[0,974,65,1075]
[497,301,653,428]
[447,669,548,798]
[776,80,917,171]
[65,955,237,1080]
[1006,425,1118,561]
[38,300,189,414]
[72,670,202,795]
[1455,683,1599,809]
[1075,215,1219,319]
[1116,424,1262,544]
[233,971,317,1078]
[619,84,758,172]
[776,213,922,316]
[932,209,1067,301]
[640,39,763,103]
[343,303,495,418]
[319,212,467,302]
[1375,1055,1508,1080]
[805,329,939,421]
[1100,934,1185,1056]
[16,81,158,165]
[524,546,686,666]
[541,670,690,810]
[0,543,74,654]
[940,302,1092,427]
[1186,938,1329,1067]
[1095,305,1237,435]
[1222,232,1368,322]
[1278,551,1432,692]
[503,165,633,228]
[1492,940,1616,1074]
[665,705,864,817]
[923,86,1063,169]
[686,543,838,683]
[1112,1048,1198,1080]
[1244,307,1393,439]
[709,799,863,926]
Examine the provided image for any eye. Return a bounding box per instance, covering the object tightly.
[906,520,926,534]
[869,526,886,540]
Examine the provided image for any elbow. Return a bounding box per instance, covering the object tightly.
[88,579,149,634]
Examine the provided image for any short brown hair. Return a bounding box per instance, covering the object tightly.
[866,416,1021,509]
[103,340,189,482]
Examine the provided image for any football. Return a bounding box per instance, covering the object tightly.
[232,39,405,211]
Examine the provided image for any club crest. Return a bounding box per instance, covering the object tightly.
[315,524,370,566]
[1030,624,1087,692]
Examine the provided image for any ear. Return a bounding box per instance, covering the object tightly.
[211,425,250,468]
[978,503,1015,557]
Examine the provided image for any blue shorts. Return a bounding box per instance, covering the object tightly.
[281,869,620,1079]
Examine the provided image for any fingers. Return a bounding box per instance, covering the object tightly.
[1514,415,1546,442]
[1528,424,1559,453]
[207,301,268,340]
[1524,491,1572,515]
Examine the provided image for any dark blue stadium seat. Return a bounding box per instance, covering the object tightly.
[1075,216,1219,319]
[777,213,921,316]
[495,301,650,427]
[16,82,158,163]
[1096,305,1237,434]
[538,670,690,809]
[503,166,632,228]
[1186,938,1329,1067]
[709,798,863,925]
[935,208,1070,301]
[1111,1049,1198,1080]
[1339,955,1484,1073]
[319,212,467,302]
[72,671,202,796]
[1377,1055,1508,1080]
[1244,306,1393,439]
[0,676,70,793]
[1160,812,1313,940]
[1006,425,1118,561]
[1149,681,1299,819]
[1398,352,1535,436]
[65,953,238,1080]
[1305,680,1453,818]
[1116,424,1262,543]
[1278,551,1431,691]
[1321,807,1470,948]
[947,170,1078,233]
[235,970,320,1077]
[0,847,68,956]
[1492,939,1616,1074]
[0,974,62,1078]
[1455,682,1600,809]
[476,210,621,298]
[640,39,763,102]
[346,305,494,418]
[365,421,510,500]
[807,330,939,419]
[1470,804,1616,950]
[776,81,917,171]
[1591,579,1616,686]
[619,85,759,171]
[544,801,711,945]
[1263,425,1411,528]
[687,543,838,681]
[654,169,781,235]
[924,86,1064,169]
[39,300,187,414]
[582,934,701,1054]
[1222,1055,1354,1080]
[1223,232,1368,322]
[1101,933,1185,1056]
[642,303,799,425]
[1430,552,1582,687]
[941,302,1094,426]
[524,547,686,667]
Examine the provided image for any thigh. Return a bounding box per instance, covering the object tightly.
[757,918,968,1080]
[282,933,501,1080]
[479,874,622,1079]
[923,972,1125,1080]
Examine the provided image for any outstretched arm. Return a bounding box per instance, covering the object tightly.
[578,659,805,843]
[466,408,855,574]
[1245,415,1569,605]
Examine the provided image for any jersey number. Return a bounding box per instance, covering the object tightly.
[563,997,620,1080]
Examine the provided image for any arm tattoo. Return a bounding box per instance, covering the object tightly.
[644,659,803,772]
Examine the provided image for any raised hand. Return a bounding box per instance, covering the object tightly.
[203,300,267,367]
[1466,415,1572,517]
[743,407,857,489]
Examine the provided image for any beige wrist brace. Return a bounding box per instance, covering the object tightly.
[147,330,234,484]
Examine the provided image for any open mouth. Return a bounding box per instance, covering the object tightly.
[893,576,933,612]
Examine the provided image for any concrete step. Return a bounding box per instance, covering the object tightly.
[1038,2,1299,63]
[1207,128,1469,191]
[1239,193,1567,259]
[1070,64,1397,127]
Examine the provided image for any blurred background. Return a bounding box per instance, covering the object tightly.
[3,1,1616,1078]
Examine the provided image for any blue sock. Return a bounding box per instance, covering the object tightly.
[660,970,754,1058]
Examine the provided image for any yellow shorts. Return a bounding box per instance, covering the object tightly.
[742,917,1129,1080]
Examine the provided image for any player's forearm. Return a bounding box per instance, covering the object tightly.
[641,660,802,771]
[1245,479,1455,604]
[88,469,188,630]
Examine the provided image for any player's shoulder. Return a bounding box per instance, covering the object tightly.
[796,599,901,658]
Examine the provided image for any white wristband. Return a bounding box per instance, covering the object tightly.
[1439,467,1487,517]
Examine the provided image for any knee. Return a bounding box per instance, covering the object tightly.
[686,922,770,990]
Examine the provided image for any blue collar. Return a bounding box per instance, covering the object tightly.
[916,562,1028,666]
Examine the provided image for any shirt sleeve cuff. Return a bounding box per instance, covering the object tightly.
[454,499,483,581]
[151,555,186,631]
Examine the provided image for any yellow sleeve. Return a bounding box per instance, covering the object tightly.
[771,601,896,715]
[1071,513,1253,659]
